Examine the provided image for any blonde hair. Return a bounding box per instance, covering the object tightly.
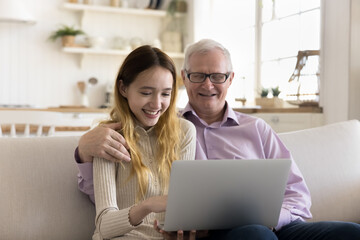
[105,45,181,200]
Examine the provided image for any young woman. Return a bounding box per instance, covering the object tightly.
[92,46,196,240]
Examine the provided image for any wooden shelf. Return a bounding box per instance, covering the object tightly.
[61,3,186,67]
[62,47,184,67]
[233,107,323,114]
[63,47,184,59]
[62,3,184,18]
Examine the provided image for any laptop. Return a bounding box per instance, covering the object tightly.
[160,159,291,232]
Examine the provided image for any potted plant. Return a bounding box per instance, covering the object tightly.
[49,24,85,47]
[271,86,281,97]
[256,87,283,108]
[167,0,187,15]
[260,88,269,98]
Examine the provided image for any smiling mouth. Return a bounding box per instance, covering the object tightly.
[143,109,160,115]
[199,93,217,97]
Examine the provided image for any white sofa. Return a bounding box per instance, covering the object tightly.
[0,120,359,239]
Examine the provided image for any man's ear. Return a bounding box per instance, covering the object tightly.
[181,69,186,81]
[181,69,188,88]
[119,80,127,98]
[228,72,235,86]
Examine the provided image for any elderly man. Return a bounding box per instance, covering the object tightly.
[75,39,360,240]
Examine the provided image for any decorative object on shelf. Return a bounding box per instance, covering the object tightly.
[167,0,187,14]
[161,0,186,53]
[255,97,284,108]
[271,86,281,97]
[161,31,182,52]
[68,0,78,3]
[287,50,320,107]
[77,77,98,107]
[110,0,120,7]
[235,98,247,107]
[122,0,129,8]
[49,24,85,47]
[100,81,114,109]
[135,0,151,9]
[260,88,269,98]
[113,36,131,50]
[77,81,88,107]
[151,0,164,9]
[83,0,93,4]
[88,36,105,49]
[130,37,143,50]
[256,87,283,108]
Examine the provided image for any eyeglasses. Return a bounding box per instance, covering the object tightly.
[185,71,230,84]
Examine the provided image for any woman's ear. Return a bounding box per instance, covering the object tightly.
[119,80,127,98]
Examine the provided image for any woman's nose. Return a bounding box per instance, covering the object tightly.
[150,95,162,108]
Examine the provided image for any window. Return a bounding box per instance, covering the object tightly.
[192,0,321,107]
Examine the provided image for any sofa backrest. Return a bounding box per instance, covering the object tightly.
[279,120,360,223]
[1,120,359,239]
[0,136,95,240]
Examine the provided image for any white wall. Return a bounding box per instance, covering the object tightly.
[0,0,170,108]
[320,0,350,124]
[320,0,360,123]
[1,0,359,122]
[349,0,360,120]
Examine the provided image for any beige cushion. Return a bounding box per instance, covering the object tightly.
[279,120,360,222]
[0,136,95,240]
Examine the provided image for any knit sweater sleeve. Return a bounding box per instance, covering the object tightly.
[178,118,197,160]
[93,157,136,239]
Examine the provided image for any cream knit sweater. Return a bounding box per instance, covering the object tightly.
[93,118,196,240]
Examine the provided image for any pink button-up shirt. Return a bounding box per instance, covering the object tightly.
[181,103,312,229]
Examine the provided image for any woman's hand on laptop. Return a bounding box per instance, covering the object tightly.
[144,195,168,213]
[129,196,168,226]
[154,220,209,240]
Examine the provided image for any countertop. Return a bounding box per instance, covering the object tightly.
[0,106,323,134]
[0,106,323,113]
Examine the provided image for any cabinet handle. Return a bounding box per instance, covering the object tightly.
[271,116,280,123]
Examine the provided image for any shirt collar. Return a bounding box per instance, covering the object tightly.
[181,101,239,127]
[134,120,156,135]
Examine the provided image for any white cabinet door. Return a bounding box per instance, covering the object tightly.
[252,113,324,133]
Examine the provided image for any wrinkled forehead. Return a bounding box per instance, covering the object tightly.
[187,49,230,73]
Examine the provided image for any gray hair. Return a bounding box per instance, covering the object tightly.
[182,39,233,72]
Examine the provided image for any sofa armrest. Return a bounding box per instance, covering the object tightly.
[0,136,95,240]
[278,120,360,223]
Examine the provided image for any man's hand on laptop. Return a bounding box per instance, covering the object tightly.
[78,122,131,163]
[153,220,209,240]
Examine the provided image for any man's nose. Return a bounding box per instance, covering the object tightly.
[201,76,214,88]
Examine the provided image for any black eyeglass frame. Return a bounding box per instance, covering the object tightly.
[185,70,231,84]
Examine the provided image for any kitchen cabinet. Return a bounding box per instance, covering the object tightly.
[61,2,186,67]
[0,107,109,136]
[252,113,324,133]
[233,107,324,133]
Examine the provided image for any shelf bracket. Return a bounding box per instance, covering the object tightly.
[80,54,85,68]
[80,10,86,28]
